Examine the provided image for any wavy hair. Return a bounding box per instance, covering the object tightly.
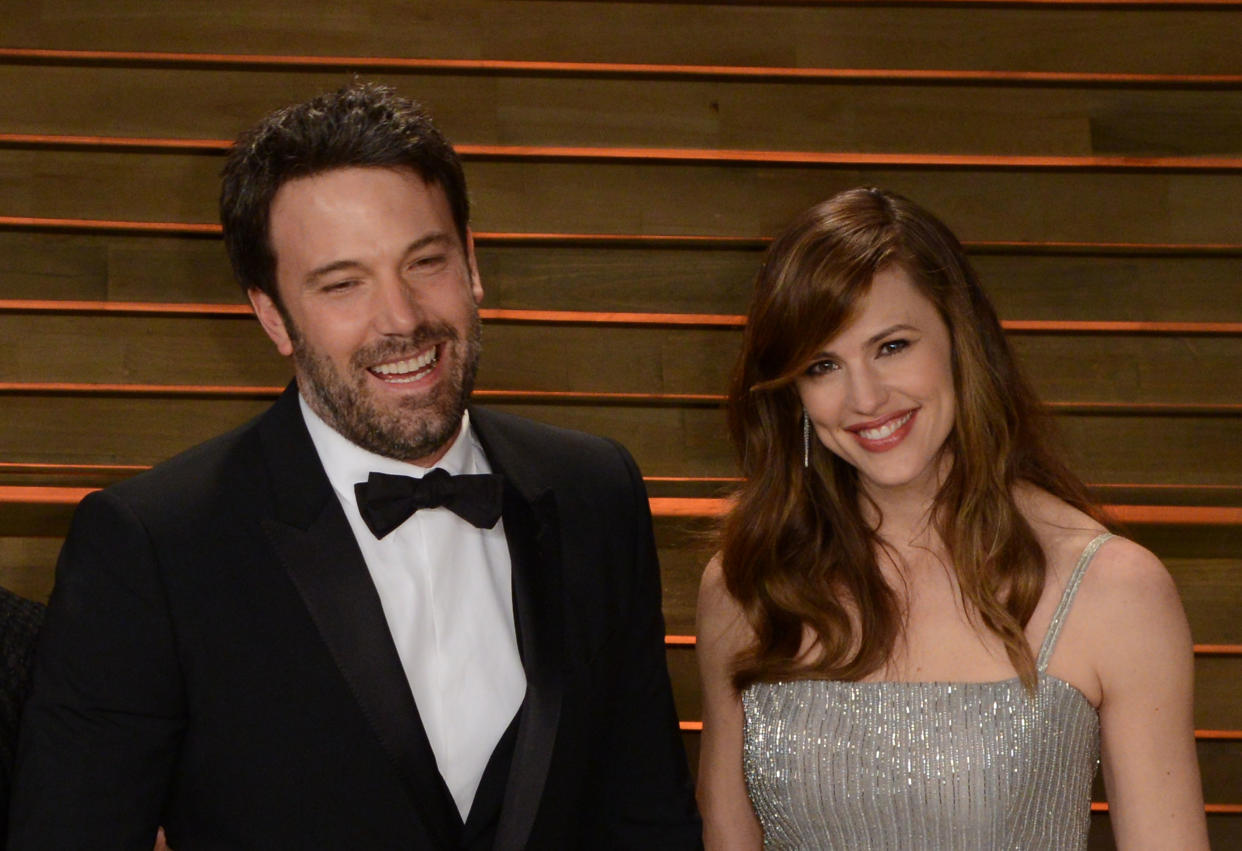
[721,187,1103,692]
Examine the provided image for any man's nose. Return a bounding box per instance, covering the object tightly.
[372,276,423,335]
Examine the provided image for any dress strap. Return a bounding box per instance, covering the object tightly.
[1036,532,1114,672]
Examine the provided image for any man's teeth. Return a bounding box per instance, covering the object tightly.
[859,411,913,440]
[371,348,437,382]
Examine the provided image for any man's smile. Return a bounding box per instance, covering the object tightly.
[368,344,441,384]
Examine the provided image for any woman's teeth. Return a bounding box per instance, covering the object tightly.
[859,411,913,440]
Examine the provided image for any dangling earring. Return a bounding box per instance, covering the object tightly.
[802,409,811,469]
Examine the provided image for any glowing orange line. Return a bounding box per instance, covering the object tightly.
[5,133,1242,171]
[650,498,1242,525]
[4,216,1242,256]
[0,486,96,504]
[7,299,1242,335]
[3,48,1240,86]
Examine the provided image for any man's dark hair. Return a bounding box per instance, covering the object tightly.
[219,81,470,306]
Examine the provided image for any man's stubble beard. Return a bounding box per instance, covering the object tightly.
[290,312,482,462]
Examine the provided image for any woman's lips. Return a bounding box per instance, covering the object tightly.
[847,409,917,452]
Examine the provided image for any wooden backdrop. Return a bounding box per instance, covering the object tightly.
[1,1,1239,845]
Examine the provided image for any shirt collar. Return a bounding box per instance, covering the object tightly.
[299,394,488,509]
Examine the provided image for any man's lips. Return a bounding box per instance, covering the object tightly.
[367,344,440,384]
[846,409,917,451]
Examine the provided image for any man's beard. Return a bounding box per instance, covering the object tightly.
[289,314,481,462]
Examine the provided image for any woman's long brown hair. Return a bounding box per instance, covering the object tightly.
[722,188,1105,692]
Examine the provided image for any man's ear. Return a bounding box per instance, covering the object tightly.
[247,288,295,357]
[465,228,484,305]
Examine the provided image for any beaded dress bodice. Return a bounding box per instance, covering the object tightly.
[742,533,1111,850]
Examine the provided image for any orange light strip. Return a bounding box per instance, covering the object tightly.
[1107,505,1242,525]
[0,486,96,505]
[6,299,1242,336]
[5,216,1242,257]
[0,299,252,316]
[0,382,281,397]
[1091,802,1242,814]
[0,133,228,151]
[6,490,1239,527]
[0,462,149,475]
[3,47,1241,87]
[7,466,1239,496]
[7,132,1242,172]
[0,215,220,235]
[649,498,1242,525]
[1195,645,1242,655]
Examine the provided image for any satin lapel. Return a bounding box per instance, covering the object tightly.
[469,410,567,851]
[256,386,461,848]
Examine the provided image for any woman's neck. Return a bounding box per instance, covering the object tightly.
[859,453,952,546]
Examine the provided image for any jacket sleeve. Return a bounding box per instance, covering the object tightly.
[587,439,703,850]
[8,489,186,850]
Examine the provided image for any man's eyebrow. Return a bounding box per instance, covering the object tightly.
[401,232,453,257]
[302,233,455,285]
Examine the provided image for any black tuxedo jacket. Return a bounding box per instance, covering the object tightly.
[9,386,700,850]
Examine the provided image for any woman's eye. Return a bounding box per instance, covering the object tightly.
[879,339,909,356]
[805,359,839,376]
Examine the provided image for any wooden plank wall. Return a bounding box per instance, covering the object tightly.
[1,1,1240,844]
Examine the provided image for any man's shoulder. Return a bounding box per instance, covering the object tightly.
[101,404,274,518]
[470,406,632,470]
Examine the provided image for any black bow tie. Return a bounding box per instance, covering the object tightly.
[354,469,504,539]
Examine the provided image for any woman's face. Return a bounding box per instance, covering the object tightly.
[795,265,956,498]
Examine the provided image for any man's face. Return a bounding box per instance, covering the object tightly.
[249,166,484,466]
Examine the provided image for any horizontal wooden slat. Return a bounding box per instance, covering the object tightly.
[5,150,1240,243]
[5,313,1242,408]
[0,396,1239,484]
[8,298,1242,337]
[5,6,1241,75]
[2,229,1239,324]
[6,63,1242,159]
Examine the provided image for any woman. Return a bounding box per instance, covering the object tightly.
[696,188,1207,849]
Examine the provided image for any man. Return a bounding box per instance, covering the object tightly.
[10,83,700,849]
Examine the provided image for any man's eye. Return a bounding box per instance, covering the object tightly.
[322,279,359,293]
[410,254,447,271]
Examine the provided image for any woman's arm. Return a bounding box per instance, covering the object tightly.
[1089,540,1209,850]
[696,557,764,850]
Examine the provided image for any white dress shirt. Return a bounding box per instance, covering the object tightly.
[300,396,527,819]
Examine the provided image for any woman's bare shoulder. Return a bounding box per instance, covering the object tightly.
[697,555,755,658]
[1014,483,1109,573]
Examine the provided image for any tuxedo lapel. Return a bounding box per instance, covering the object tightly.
[470,409,567,851]
[254,386,461,848]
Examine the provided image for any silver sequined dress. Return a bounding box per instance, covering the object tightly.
[743,533,1112,850]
